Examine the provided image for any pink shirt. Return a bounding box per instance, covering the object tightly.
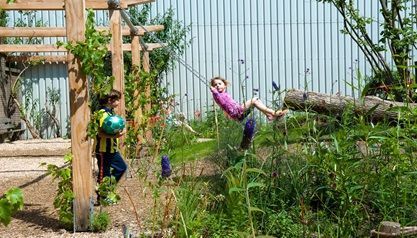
[211,88,244,120]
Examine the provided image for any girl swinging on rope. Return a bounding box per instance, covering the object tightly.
[210,76,288,121]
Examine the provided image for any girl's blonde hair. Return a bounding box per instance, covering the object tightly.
[210,76,229,87]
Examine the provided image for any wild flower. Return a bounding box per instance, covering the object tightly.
[272,81,280,91]
[161,155,172,178]
[240,118,256,150]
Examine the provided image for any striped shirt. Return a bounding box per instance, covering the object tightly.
[95,107,119,153]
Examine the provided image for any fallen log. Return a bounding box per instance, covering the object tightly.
[370,221,417,237]
[283,89,417,121]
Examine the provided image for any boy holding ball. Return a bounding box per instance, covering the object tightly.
[94,89,127,204]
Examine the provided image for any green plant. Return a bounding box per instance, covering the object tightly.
[263,210,303,238]
[96,176,121,206]
[0,8,7,27]
[222,158,267,237]
[57,9,113,101]
[123,5,191,160]
[43,87,61,137]
[173,183,209,238]
[4,10,44,45]
[126,5,191,73]
[91,211,110,232]
[0,187,23,226]
[317,0,417,101]
[43,153,74,229]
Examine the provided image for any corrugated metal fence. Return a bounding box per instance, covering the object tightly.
[6,0,401,138]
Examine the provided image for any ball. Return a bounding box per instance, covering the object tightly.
[102,115,125,135]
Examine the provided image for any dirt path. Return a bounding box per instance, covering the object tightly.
[0,139,218,237]
[0,139,152,237]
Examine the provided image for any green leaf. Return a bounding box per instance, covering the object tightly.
[246,168,267,176]
[0,199,12,226]
[5,188,23,210]
[228,187,245,194]
[247,182,264,190]
[249,206,265,214]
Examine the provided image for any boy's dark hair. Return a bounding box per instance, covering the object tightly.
[98,89,121,105]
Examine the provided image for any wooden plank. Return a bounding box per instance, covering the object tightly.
[0,0,64,10]
[122,43,166,52]
[86,0,128,9]
[0,0,152,10]
[6,55,68,63]
[0,25,164,37]
[126,0,154,6]
[131,35,144,156]
[142,51,153,144]
[0,27,66,37]
[0,44,66,52]
[144,43,167,51]
[109,9,126,153]
[131,36,141,65]
[65,0,93,231]
[117,25,164,36]
[0,43,164,53]
[110,9,125,116]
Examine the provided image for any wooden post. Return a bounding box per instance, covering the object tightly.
[110,10,125,116]
[142,50,153,144]
[109,8,126,153]
[131,35,145,157]
[109,9,125,116]
[65,0,93,231]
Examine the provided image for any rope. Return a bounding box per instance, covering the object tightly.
[118,7,209,86]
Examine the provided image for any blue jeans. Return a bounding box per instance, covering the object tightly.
[96,151,127,183]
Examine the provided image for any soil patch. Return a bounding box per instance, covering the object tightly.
[0,139,218,237]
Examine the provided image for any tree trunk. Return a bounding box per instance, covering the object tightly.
[283,89,417,121]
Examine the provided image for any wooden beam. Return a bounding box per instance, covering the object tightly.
[6,55,68,63]
[131,35,144,157]
[65,0,93,231]
[126,0,154,6]
[0,0,64,10]
[122,43,166,52]
[0,42,165,53]
[131,36,141,66]
[0,44,66,52]
[144,43,167,51]
[109,8,126,153]
[0,27,66,37]
[0,25,164,37]
[0,0,154,10]
[117,25,164,36]
[110,10,125,116]
[142,50,153,144]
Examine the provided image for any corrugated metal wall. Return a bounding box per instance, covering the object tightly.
[6,0,402,138]
[149,0,379,119]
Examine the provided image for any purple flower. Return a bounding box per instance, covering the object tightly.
[161,155,172,178]
[240,118,256,150]
[271,171,278,178]
[272,81,280,91]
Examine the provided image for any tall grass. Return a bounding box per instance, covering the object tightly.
[147,100,417,237]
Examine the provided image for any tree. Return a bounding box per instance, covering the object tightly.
[317,0,417,101]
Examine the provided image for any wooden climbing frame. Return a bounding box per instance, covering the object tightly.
[0,0,165,231]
